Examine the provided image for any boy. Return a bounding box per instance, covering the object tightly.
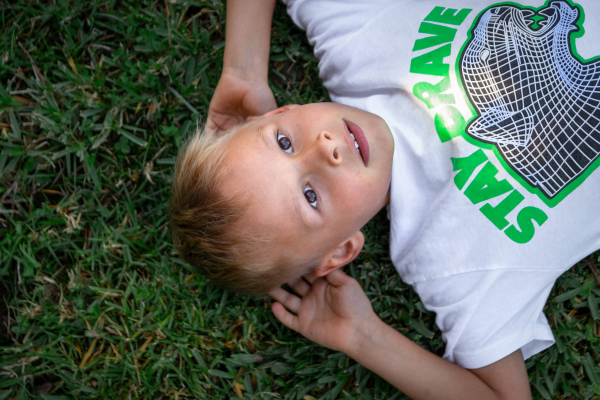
[170,0,600,398]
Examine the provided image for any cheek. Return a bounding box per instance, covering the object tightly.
[346,174,385,216]
[331,179,366,217]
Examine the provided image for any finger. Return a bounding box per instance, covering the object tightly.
[325,268,350,286]
[303,272,319,284]
[269,287,302,314]
[271,302,300,332]
[288,276,311,297]
[274,104,300,113]
[205,113,223,136]
[206,110,242,133]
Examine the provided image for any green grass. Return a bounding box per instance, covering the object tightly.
[1,1,600,399]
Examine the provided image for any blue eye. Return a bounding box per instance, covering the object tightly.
[304,184,318,209]
[277,131,293,154]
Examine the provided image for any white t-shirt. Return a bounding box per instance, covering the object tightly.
[283,0,600,368]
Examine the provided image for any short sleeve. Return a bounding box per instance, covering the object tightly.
[282,0,400,71]
[413,269,562,369]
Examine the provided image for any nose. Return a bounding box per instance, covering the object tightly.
[314,130,342,167]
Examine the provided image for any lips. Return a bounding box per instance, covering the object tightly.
[343,119,370,166]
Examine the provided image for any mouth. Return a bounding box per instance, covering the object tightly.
[343,119,370,166]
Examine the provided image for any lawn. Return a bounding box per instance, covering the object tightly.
[1,1,600,399]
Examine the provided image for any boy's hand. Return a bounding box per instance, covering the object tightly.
[207,0,277,132]
[207,70,277,133]
[269,269,378,355]
[272,271,531,400]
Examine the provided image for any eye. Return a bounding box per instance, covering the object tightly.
[277,131,293,154]
[303,184,318,209]
[480,49,490,62]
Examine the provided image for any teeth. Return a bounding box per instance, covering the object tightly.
[347,124,361,154]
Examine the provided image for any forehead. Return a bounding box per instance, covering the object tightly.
[221,122,305,244]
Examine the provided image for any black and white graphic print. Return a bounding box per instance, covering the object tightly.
[460,1,600,198]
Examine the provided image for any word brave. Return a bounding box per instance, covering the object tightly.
[410,6,471,143]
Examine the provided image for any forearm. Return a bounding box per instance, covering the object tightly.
[223,0,276,80]
[349,317,501,400]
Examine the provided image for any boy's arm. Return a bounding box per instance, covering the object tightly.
[270,270,532,400]
[207,0,277,131]
[470,351,532,400]
[222,0,275,81]
[351,316,532,400]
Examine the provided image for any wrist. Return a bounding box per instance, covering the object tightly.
[221,65,269,85]
[346,313,386,360]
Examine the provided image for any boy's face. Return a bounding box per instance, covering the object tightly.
[223,103,394,274]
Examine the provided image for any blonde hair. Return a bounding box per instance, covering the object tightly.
[170,124,304,295]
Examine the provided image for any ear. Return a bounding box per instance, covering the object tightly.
[246,104,301,121]
[314,231,365,277]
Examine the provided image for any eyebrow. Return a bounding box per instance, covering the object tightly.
[258,125,312,231]
[259,125,270,148]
